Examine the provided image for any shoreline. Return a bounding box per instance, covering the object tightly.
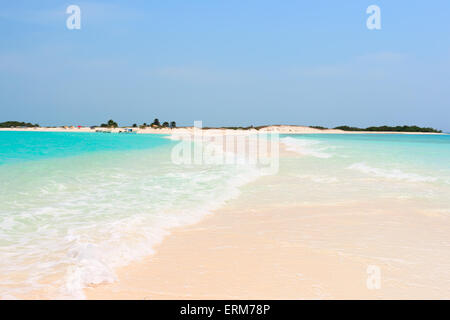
[84,144,450,300]
[85,169,450,299]
[84,178,380,300]
[0,125,446,135]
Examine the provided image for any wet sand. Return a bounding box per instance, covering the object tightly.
[85,175,450,299]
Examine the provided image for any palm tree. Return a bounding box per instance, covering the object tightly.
[170,121,176,128]
[152,118,160,127]
[107,119,118,128]
[162,121,169,128]
[100,119,118,128]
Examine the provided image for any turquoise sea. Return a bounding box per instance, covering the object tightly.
[279,134,450,208]
[0,131,449,298]
[281,133,450,183]
[0,131,261,298]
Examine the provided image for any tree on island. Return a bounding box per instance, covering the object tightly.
[170,121,176,128]
[132,123,137,128]
[162,121,169,128]
[152,118,161,127]
[100,119,118,128]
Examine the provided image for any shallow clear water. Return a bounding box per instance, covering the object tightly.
[0,132,261,298]
[278,134,450,206]
[232,133,450,297]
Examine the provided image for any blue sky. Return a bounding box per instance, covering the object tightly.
[1,1,449,131]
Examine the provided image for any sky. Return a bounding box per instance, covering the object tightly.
[0,0,449,131]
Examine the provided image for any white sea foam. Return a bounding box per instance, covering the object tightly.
[66,167,261,298]
[0,147,265,299]
[281,137,333,158]
[347,162,437,182]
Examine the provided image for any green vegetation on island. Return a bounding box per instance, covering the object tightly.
[334,125,442,133]
[0,121,39,128]
[100,120,118,128]
[138,119,176,129]
[99,118,177,129]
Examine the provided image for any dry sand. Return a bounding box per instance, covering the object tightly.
[85,204,379,300]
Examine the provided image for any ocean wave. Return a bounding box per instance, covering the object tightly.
[62,164,263,298]
[0,149,265,299]
[281,137,333,158]
[347,162,437,182]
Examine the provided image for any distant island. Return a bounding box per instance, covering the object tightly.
[332,125,442,133]
[203,125,443,133]
[0,120,444,134]
[0,121,39,128]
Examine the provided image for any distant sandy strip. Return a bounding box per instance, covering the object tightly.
[0,125,445,135]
